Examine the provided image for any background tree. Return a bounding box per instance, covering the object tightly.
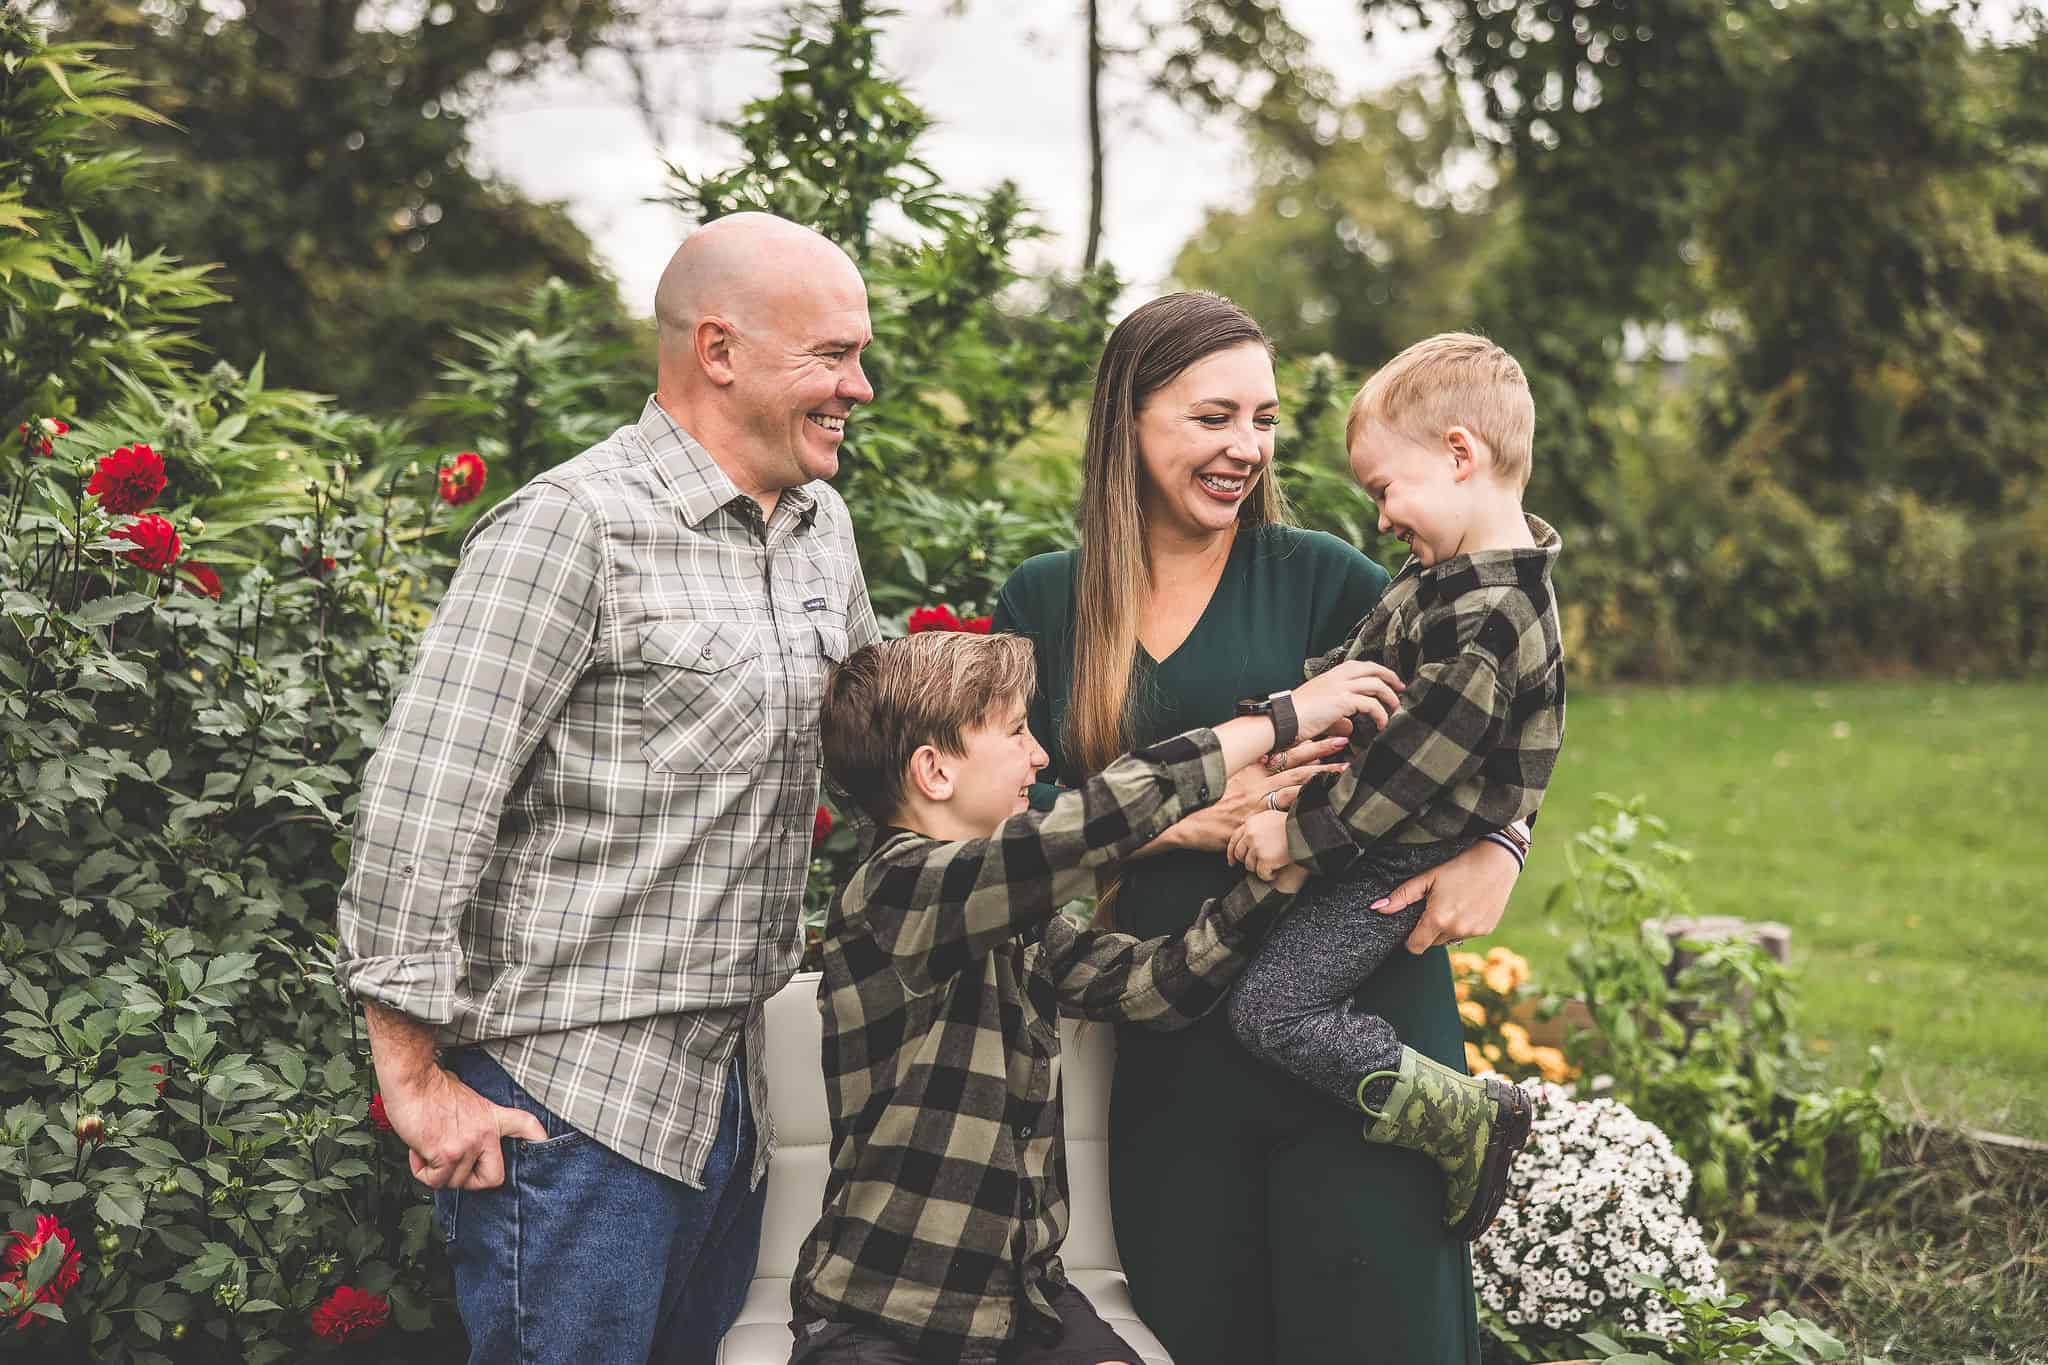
[48,0,644,415]
[1173,79,1504,366]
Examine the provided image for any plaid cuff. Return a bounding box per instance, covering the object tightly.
[333,949,462,1026]
[1133,728,1229,815]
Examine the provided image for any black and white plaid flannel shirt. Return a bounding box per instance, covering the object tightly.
[791,728,1294,1362]
[1286,515,1565,876]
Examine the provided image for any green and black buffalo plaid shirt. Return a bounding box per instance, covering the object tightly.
[1286,514,1566,876]
[790,728,1294,1363]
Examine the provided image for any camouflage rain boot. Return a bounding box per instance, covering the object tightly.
[1355,1047,1536,1242]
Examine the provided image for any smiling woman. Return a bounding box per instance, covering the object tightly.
[992,290,1530,1364]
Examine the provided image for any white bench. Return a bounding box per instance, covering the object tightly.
[716,971,1175,1364]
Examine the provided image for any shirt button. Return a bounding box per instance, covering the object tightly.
[1198,784,1209,801]
[1021,1193,1034,1213]
[1018,1124,1033,1138]
[701,647,713,659]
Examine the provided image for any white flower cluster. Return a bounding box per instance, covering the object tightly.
[1473,1082,1724,1341]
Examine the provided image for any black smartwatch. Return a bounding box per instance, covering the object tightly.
[1234,690,1298,755]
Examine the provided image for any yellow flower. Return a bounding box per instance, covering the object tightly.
[1501,1020,1536,1064]
[1450,951,1486,977]
[1483,961,1518,996]
[1454,980,1472,1003]
[1458,999,1487,1029]
[1483,1043,1503,1063]
[1464,1042,1493,1075]
[1532,1046,1576,1084]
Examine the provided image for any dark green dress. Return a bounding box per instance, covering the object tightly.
[992,524,1482,1365]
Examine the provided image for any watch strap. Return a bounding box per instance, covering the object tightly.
[1267,690,1298,755]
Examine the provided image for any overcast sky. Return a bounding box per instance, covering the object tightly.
[470,2,1438,316]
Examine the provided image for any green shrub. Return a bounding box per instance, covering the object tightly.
[1542,797,1893,1219]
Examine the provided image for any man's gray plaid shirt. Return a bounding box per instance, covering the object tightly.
[336,397,880,1187]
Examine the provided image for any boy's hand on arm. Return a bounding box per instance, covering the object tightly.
[1264,863,1309,894]
[1225,809,1297,880]
[1289,660,1403,741]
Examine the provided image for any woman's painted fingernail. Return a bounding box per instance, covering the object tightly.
[1370,897,1390,909]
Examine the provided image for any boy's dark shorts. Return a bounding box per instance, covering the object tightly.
[788,1282,1140,1364]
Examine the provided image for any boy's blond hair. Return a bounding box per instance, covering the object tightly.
[1345,332,1536,490]
[822,632,1038,826]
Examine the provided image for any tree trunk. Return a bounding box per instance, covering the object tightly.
[1083,0,1105,270]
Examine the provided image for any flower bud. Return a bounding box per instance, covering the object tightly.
[74,1113,105,1144]
[97,1228,121,1254]
[168,1323,188,1342]
[189,517,206,535]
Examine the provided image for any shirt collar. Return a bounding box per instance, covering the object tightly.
[1399,513,1561,589]
[635,396,820,532]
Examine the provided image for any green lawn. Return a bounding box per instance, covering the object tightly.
[1473,680,2048,1139]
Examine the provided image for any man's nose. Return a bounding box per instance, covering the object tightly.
[1030,743,1048,770]
[841,362,874,405]
[1377,507,1392,533]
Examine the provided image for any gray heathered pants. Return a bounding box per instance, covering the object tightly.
[1226,838,1476,1110]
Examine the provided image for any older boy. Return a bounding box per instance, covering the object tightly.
[790,631,1396,1365]
[1226,331,1566,1243]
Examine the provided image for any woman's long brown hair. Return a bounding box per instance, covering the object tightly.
[1068,292,1287,923]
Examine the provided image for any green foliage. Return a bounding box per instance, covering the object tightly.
[425,278,646,524]
[50,0,633,414]
[1580,1274,1901,1365]
[0,23,222,428]
[1542,797,1894,1219]
[1174,80,1504,368]
[0,18,533,1354]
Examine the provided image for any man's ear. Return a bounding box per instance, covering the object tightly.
[1444,425,1486,483]
[906,745,953,803]
[696,316,740,388]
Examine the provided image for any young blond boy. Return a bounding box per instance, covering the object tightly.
[788,631,1394,1365]
[1225,331,1566,1242]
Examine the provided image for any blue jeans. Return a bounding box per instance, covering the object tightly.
[435,1046,766,1365]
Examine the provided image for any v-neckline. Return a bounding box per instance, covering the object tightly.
[1136,529,1248,671]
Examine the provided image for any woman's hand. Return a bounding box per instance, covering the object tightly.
[1371,839,1523,953]
[1289,660,1404,740]
[1137,734,1348,856]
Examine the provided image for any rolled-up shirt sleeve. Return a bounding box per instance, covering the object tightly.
[335,480,604,1022]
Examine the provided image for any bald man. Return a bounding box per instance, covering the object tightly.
[338,213,882,1364]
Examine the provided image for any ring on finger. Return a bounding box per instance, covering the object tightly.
[1264,791,1279,811]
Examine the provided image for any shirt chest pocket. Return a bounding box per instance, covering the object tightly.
[638,621,767,774]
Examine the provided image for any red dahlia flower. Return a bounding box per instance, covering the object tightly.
[964,615,992,634]
[437,451,487,507]
[812,805,833,848]
[111,515,181,573]
[181,563,223,599]
[16,418,68,457]
[310,1285,390,1342]
[368,1093,391,1132]
[305,552,337,579]
[88,443,166,514]
[2,1215,82,1331]
[147,1063,167,1095]
[906,605,962,634]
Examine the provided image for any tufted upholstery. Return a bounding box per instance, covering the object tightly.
[716,971,1174,1364]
